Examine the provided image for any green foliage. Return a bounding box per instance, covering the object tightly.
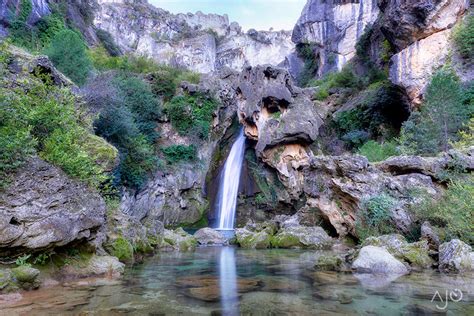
[0,88,37,189]
[454,14,474,61]
[296,43,318,87]
[399,69,471,155]
[40,129,111,189]
[148,66,200,101]
[113,75,161,142]
[45,29,92,85]
[162,145,197,164]
[452,118,474,150]
[95,28,122,57]
[108,237,134,262]
[309,66,361,100]
[356,193,396,240]
[15,254,32,267]
[166,93,218,139]
[412,177,473,245]
[358,140,399,162]
[1,75,113,193]
[33,253,52,266]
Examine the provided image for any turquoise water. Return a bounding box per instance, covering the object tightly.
[1,247,473,315]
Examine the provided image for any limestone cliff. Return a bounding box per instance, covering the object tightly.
[292,0,471,104]
[94,0,295,73]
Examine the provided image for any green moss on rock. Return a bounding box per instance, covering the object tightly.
[107,237,134,262]
[314,255,343,271]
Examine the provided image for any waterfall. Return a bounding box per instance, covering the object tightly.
[216,129,246,230]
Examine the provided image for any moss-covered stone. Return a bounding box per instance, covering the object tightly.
[81,133,118,173]
[314,255,343,271]
[237,230,272,249]
[11,266,40,290]
[270,233,302,248]
[0,269,18,293]
[161,228,197,251]
[107,237,134,262]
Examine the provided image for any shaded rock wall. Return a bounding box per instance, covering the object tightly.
[0,158,106,257]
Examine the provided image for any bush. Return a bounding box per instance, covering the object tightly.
[412,177,473,245]
[92,75,160,189]
[452,118,474,150]
[166,93,218,139]
[95,28,122,57]
[1,76,114,193]
[310,66,361,100]
[113,75,161,142]
[454,14,474,61]
[162,145,197,164]
[356,193,397,240]
[296,43,318,87]
[0,89,36,189]
[358,140,399,162]
[399,69,471,155]
[45,29,93,85]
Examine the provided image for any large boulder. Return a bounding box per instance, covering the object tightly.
[61,255,125,278]
[270,225,333,249]
[160,228,198,251]
[438,239,473,273]
[0,157,107,257]
[352,246,409,274]
[235,228,272,249]
[0,266,41,293]
[362,234,434,269]
[194,228,226,246]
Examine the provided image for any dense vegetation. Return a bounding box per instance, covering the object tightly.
[454,14,474,62]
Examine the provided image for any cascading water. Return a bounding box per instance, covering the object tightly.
[215,129,246,230]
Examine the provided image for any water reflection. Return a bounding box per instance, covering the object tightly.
[219,246,239,315]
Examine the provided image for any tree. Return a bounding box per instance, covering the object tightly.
[399,69,471,155]
[45,29,93,86]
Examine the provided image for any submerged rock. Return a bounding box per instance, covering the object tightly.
[161,228,197,251]
[314,255,343,272]
[194,228,226,246]
[352,246,409,275]
[271,226,333,250]
[438,239,473,273]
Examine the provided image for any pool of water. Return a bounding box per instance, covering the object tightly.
[1,247,473,315]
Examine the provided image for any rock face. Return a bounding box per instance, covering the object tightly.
[438,239,473,273]
[0,157,106,257]
[194,228,226,246]
[292,0,380,76]
[352,245,409,274]
[237,65,323,196]
[94,0,294,73]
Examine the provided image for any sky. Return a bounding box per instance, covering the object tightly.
[148,0,307,31]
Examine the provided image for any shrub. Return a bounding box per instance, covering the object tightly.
[0,88,37,189]
[454,14,474,61]
[412,177,473,245]
[162,145,197,164]
[399,69,471,155]
[296,43,318,87]
[113,75,161,142]
[45,29,93,85]
[356,193,397,240]
[452,118,474,150]
[95,28,122,56]
[148,66,200,101]
[166,93,218,139]
[310,66,361,100]
[358,140,399,162]
[40,129,111,189]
